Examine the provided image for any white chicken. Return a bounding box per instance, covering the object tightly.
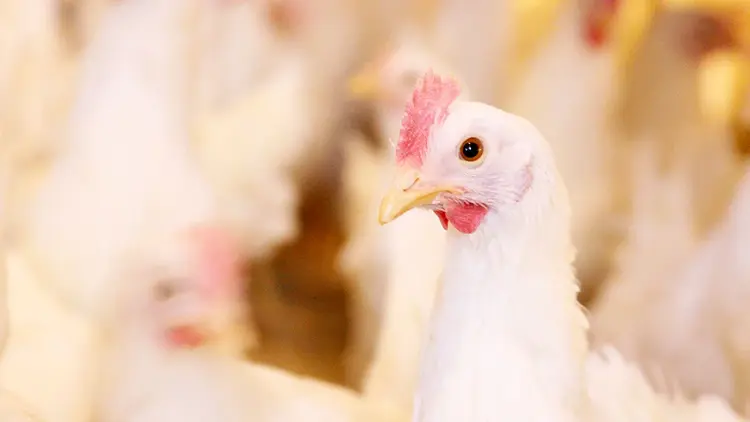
[428,0,514,103]
[1,0,80,234]
[612,9,744,236]
[376,70,746,422]
[588,11,749,407]
[0,391,42,422]
[0,166,43,422]
[20,0,230,316]
[192,50,317,259]
[6,1,251,420]
[192,0,364,260]
[0,252,95,422]
[0,0,66,159]
[95,228,407,422]
[587,137,714,396]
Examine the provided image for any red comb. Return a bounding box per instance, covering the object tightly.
[396,70,461,167]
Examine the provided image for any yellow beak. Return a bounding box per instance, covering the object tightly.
[348,66,380,100]
[378,170,461,225]
[610,0,657,70]
[661,0,745,11]
[697,50,750,125]
[511,0,566,65]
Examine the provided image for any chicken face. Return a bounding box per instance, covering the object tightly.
[378,71,533,234]
[136,227,242,349]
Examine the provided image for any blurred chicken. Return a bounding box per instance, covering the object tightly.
[588,138,710,392]
[0,5,96,418]
[0,252,97,422]
[0,0,80,228]
[0,0,65,157]
[188,0,284,115]
[6,1,253,420]
[590,9,749,410]
[428,0,514,103]
[615,10,744,234]
[592,161,750,414]
[96,229,407,422]
[0,391,42,421]
[0,166,43,422]
[192,0,365,260]
[0,169,7,353]
[192,52,311,260]
[709,167,750,413]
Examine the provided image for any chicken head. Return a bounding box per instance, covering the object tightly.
[129,226,243,349]
[378,70,543,234]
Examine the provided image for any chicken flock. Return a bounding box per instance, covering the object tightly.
[1,0,750,421]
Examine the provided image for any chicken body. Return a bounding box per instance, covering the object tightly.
[193,0,363,260]
[21,0,226,316]
[0,174,42,422]
[592,165,750,413]
[0,390,42,421]
[193,50,319,259]
[5,1,250,419]
[99,345,408,422]
[96,237,407,422]
[0,252,97,422]
[589,11,748,407]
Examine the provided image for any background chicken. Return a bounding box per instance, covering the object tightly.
[95,226,406,422]
[588,10,750,413]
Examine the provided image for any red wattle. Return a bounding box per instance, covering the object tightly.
[583,22,606,48]
[434,210,449,230]
[166,326,206,349]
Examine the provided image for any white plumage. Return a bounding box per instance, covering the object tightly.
[376,89,746,421]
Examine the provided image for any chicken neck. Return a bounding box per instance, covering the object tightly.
[413,195,590,422]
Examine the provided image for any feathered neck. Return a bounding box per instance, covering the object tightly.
[413,182,590,422]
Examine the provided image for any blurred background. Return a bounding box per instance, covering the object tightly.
[2,0,750,419]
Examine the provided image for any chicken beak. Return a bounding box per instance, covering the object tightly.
[610,0,656,70]
[511,0,564,62]
[348,67,380,100]
[697,50,750,125]
[661,0,740,9]
[378,170,460,225]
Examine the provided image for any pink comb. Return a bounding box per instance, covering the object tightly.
[396,70,461,167]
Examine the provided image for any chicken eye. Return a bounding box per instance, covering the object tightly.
[401,70,420,87]
[459,137,484,163]
[153,280,179,302]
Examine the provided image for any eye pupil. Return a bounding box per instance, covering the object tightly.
[459,137,484,162]
[154,281,177,302]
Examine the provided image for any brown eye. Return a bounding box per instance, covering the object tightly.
[459,137,484,162]
[153,281,178,302]
[401,70,420,87]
